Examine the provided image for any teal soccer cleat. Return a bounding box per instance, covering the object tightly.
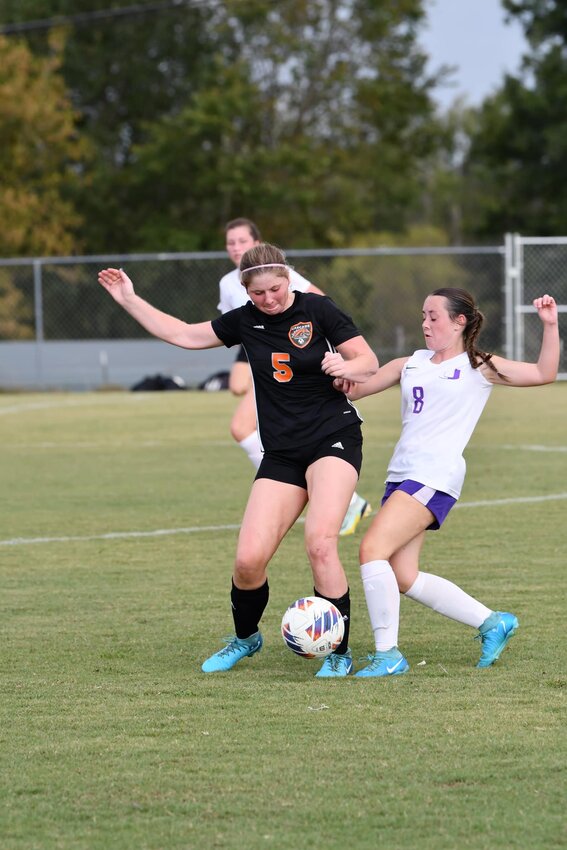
[476,612,519,668]
[315,650,353,678]
[201,632,263,673]
[355,647,409,678]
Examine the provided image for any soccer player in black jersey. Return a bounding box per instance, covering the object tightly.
[98,243,378,677]
[219,217,372,536]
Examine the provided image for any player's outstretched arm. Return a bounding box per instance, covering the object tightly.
[486,294,560,387]
[98,267,222,350]
[334,357,407,400]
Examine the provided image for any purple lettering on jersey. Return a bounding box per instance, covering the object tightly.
[447,369,461,380]
[412,386,424,413]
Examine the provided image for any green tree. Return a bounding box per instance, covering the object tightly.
[0,0,238,252]
[0,32,87,337]
[457,0,567,237]
[129,0,442,250]
[0,269,34,339]
[1,0,443,252]
[0,33,85,256]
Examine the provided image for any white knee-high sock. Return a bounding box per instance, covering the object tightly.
[404,571,492,629]
[360,560,400,651]
[238,431,263,470]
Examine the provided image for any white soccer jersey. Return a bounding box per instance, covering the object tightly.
[217,267,312,314]
[386,349,493,499]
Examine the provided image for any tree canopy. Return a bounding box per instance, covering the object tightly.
[0,0,443,254]
[3,0,567,257]
[454,0,567,238]
[0,32,85,256]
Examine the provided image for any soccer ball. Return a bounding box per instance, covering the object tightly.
[281,596,345,658]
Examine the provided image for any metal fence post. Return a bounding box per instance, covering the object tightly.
[33,259,44,388]
[504,233,515,360]
[505,233,524,361]
[513,233,524,361]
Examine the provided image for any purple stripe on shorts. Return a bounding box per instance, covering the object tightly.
[382,479,456,530]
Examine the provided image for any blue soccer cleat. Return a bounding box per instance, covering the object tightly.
[476,612,519,668]
[355,647,409,678]
[201,632,263,673]
[315,649,353,677]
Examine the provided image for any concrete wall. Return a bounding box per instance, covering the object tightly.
[0,340,234,391]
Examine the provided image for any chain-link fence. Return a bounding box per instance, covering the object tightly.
[2,239,561,389]
[506,235,567,376]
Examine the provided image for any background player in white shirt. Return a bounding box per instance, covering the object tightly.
[335,288,559,677]
[219,217,371,536]
[98,243,378,677]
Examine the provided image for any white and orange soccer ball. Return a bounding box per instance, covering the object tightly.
[281,596,345,658]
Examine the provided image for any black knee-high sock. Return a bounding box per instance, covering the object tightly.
[231,580,269,639]
[314,587,350,654]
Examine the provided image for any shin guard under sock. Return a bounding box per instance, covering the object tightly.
[231,580,269,638]
[314,587,351,654]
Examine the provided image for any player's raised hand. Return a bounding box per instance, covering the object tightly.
[533,294,558,324]
[98,267,135,303]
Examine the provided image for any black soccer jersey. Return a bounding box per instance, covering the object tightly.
[211,292,363,450]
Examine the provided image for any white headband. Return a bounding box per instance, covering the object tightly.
[240,262,289,280]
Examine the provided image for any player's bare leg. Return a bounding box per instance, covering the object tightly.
[228,360,252,397]
[306,456,357,676]
[235,478,308,588]
[355,492,431,678]
[304,456,356,596]
[230,387,263,470]
[202,479,307,673]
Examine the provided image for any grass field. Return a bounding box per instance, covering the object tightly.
[1,386,565,850]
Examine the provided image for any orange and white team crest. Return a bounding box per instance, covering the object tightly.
[288,321,313,348]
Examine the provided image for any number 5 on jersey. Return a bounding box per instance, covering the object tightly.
[272,353,293,383]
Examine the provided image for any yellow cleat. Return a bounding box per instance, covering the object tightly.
[339,495,372,536]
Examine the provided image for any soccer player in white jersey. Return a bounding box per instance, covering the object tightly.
[98,244,378,677]
[334,288,559,676]
[219,217,371,535]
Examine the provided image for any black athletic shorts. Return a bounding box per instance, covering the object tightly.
[235,345,248,363]
[256,422,363,489]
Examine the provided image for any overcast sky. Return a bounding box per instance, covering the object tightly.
[420,0,529,108]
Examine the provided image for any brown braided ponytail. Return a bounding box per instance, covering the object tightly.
[431,288,507,380]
